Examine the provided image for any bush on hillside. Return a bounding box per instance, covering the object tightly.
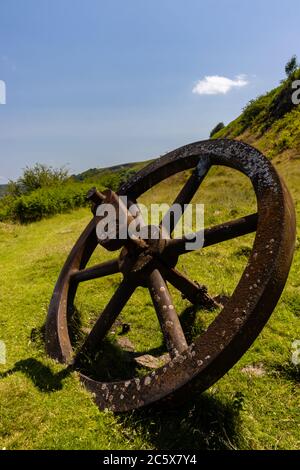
[1,183,92,223]
[7,163,69,197]
[285,55,299,77]
[210,122,225,138]
[0,162,138,224]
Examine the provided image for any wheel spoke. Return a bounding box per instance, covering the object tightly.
[160,156,211,235]
[74,278,136,365]
[158,264,218,309]
[70,259,120,283]
[164,212,258,257]
[148,269,188,358]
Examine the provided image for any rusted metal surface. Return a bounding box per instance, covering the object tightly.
[164,213,258,256]
[160,156,211,235]
[74,278,137,367]
[70,259,119,283]
[45,139,296,412]
[148,269,188,359]
[158,264,218,309]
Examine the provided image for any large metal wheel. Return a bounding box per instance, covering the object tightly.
[45,139,296,412]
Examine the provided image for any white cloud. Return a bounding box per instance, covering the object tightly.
[192,74,248,95]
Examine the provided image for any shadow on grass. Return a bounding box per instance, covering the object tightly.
[0,359,242,449]
[179,305,198,342]
[79,339,138,382]
[73,303,218,382]
[271,362,300,383]
[120,392,242,450]
[0,358,72,392]
[1,310,241,448]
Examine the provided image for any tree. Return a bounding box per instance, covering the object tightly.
[285,55,298,77]
[7,163,69,197]
[210,122,225,138]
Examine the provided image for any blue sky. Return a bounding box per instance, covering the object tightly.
[0,0,299,182]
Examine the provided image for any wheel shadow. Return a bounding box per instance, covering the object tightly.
[71,303,215,382]
[120,392,242,450]
[0,358,72,392]
[0,358,242,449]
[0,308,242,449]
[271,362,300,383]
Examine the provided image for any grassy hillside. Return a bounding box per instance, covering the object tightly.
[71,159,152,183]
[213,68,300,160]
[0,157,299,450]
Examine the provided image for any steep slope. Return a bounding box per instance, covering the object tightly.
[213,69,300,160]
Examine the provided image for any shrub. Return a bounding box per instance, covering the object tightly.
[210,122,225,138]
[8,183,93,223]
[0,196,14,221]
[0,162,137,223]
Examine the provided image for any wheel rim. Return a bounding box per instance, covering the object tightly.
[45,139,296,412]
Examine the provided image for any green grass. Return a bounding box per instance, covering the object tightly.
[0,159,299,450]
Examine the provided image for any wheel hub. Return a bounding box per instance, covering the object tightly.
[119,224,177,279]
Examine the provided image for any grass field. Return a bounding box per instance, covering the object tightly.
[0,156,299,450]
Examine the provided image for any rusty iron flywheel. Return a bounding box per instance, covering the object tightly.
[45,139,296,412]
